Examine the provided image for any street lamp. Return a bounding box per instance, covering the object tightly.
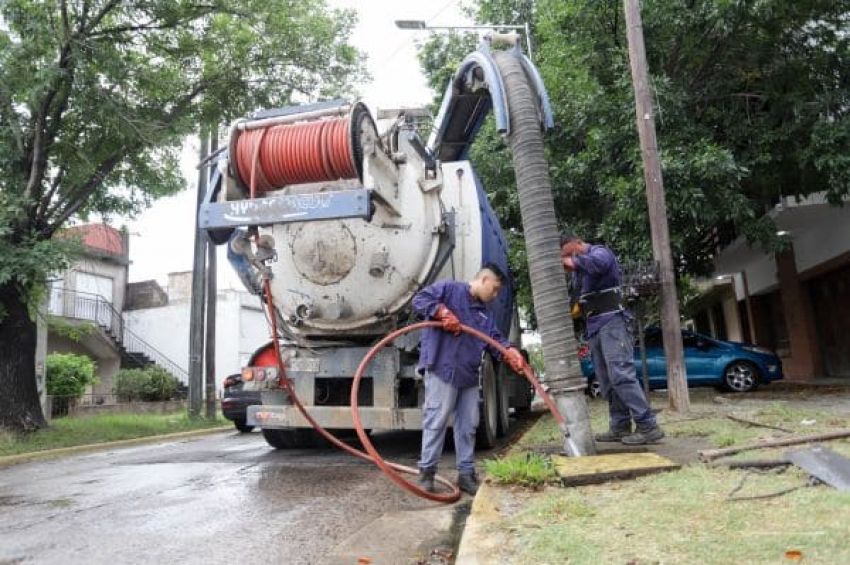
[394,19,533,60]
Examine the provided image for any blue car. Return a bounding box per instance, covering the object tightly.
[579,327,783,394]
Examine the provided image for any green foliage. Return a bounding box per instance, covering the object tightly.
[483,451,558,486]
[418,0,850,324]
[45,316,96,342]
[524,343,545,375]
[114,366,181,402]
[45,353,96,397]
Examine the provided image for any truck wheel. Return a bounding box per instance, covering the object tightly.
[496,363,511,437]
[261,428,315,449]
[476,355,499,449]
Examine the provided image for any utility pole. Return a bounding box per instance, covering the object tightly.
[623,0,690,412]
[188,129,210,418]
[204,130,218,420]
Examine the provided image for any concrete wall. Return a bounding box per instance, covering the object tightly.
[124,299,191,382]
[125,280,168,310]
[36,306,48,417]
[715,198,850,296]
[68,400,188,417]
[780,197,850,275]
[124,289,268,389]
[167,272,193,301]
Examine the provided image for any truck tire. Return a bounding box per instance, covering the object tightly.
[261,427,315,449]
[496,363,511,437]
[476,355,499,449]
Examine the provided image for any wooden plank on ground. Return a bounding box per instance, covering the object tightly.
[552,452,680,486]
[786,446,850,491]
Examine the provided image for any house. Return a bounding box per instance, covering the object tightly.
[688,193,850,381]
[41,223,187,406]
[124,272,270,389]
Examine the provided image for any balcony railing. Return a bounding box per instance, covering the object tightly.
[48,288,188,383]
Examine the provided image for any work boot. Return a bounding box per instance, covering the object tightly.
[595,427,632,442]
[621,425,665,445]
[418,468,436,493]
[457,472,479,496]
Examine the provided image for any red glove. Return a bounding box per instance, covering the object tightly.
[433,304,461,335]
[503,347,526,374]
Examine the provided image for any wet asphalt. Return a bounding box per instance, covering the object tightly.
[0,425,519,565]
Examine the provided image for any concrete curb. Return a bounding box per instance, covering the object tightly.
[454,480,506,565]
[0,425,233,469]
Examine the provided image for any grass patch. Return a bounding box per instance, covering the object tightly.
[0,412,225,457]
[501,462,850,564]
[484,452,558,487]
[493,390,850,564]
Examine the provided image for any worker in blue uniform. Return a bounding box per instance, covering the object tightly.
[561,234,665,445]
[412,265,526,495]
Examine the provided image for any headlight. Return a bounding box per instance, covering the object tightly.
[742,345,775,356]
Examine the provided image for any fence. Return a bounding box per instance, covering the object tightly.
[46,393,191,418]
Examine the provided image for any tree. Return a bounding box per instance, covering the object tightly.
[419,0,850,322]
[0,0,364,432]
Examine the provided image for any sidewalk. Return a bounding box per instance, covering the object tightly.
[455,389,850,564]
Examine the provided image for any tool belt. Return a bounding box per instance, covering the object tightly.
[578,287,624,318]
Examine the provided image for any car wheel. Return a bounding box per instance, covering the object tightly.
[233,419,254,433]
[723,361,759,393]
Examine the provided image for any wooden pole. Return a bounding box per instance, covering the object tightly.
[623,0,689,412]
[204,129,218,421]
[188,129,209,418]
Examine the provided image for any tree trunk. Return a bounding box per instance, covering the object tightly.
[0,283,47,431]
[493,50,595,455]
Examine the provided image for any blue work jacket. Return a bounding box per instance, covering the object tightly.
[412,280,510,389]
[572,244,626,337]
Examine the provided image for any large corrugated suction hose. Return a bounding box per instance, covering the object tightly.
[492,50,596,455]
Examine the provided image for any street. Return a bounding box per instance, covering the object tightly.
[0,426,514,565]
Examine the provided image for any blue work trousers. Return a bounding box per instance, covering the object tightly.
[589,315,656,431]
[419,372,479,475]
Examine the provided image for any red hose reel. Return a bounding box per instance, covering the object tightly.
[230,102,374,195]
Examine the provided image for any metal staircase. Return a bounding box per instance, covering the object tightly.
[47,288,188,382]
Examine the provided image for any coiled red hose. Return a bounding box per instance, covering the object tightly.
[235,118,358,195]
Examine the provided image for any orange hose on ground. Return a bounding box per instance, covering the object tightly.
[235,118,358,194]
[348,322,567,502]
